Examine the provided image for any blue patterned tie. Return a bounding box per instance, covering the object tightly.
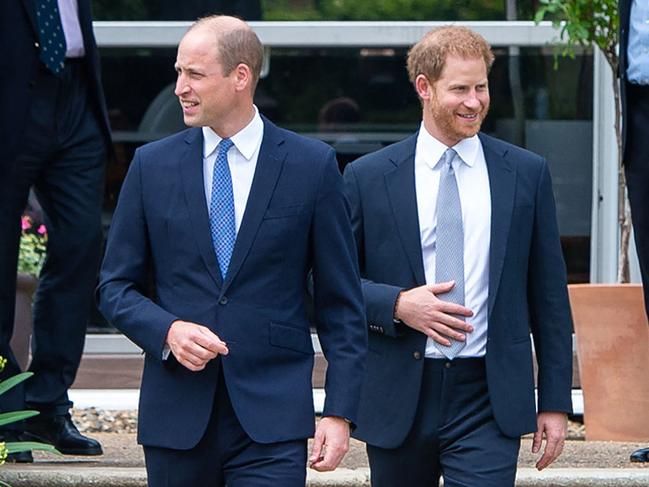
[35,0,67,74]
[434,148,466,359]
[209,138,236,278]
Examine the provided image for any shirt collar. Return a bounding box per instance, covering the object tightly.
[417,122,480,170]
[202,106,263,160]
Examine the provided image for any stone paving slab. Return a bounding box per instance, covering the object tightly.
[3,467,649,487]
[2,433,649,486]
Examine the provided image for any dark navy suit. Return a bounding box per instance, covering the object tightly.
[343,132,573,485]
[620,0,649,319]
[98,118,366,484]
[0,0,110,416]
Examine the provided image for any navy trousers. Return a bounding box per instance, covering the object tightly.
[144,368,308,486]
[0,59,106,417]
[367,358,520,487]
[625,83,649,319]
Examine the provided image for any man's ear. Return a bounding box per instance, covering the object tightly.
[415,74,433,101]
[233,63,253,93]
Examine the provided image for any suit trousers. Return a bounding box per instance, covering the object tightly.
[144,366,308,487]
[367,358,520,487]
[625,83,649,319]
[0,60,106,417]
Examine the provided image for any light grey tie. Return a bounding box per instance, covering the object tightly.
[434,148,466,359]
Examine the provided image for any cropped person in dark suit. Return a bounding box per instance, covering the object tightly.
[0,0,111,461]
[343,26,573,486]
[620,0,649,465]
[97,16,366,486]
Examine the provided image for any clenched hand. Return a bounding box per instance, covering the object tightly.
[165,320,229,372]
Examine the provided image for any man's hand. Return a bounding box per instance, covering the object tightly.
[532,412,567,470]
[395,281,474,346]
[309,416,350,472]
[165,320,229,372]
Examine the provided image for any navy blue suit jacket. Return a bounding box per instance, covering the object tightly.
[0,0,111,166]
[98,118,367,449]
[343,132,573,449]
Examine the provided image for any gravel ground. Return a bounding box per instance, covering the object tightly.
[72,408,138,435]
[59,410,649,470]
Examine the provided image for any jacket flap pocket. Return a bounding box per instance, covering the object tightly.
[269,321,312,354]
[263,205,304,219]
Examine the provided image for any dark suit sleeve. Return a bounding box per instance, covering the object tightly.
[342,162,405,338]
[311,149,368,423]
[97,150,179,359]
[527,159,574,414]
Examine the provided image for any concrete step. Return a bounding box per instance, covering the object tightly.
[3,467,649,486]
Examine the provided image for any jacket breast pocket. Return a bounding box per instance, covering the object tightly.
[263,205,304,220]
[269,321,313,354]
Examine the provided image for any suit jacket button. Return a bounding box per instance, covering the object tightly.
[413,351,421,360]
[34,42,40,48]
[219,297,228,305]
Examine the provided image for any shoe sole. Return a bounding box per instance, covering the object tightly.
[5,454,34,463]
[56,447,104,456]
[22,432,103,456]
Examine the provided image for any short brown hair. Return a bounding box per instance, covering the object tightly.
[191,15,264,91]
[407,26,494,86]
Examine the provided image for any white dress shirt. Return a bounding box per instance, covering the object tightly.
[57,0,85,58]
[202,107,264,234]
[414,124,491,358]
[627,0,649,85]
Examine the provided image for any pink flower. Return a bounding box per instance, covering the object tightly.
[37,225,46,235]
[21,216,31,231]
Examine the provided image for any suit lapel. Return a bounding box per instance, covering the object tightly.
[220,118,287,295]
[180,128,224,289]
[480,134,516,315]
[76,0,94,49]
[384,134,426,286]
[21,0,38,35]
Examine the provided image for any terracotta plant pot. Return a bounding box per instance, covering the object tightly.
[569,284,649,441]
[11,273,37,370]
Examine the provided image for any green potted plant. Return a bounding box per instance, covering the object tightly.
[535,0,625,280]
[13,215,48,370]
[0,356,58,476]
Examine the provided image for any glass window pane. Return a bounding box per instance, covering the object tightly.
[92,44,592,330]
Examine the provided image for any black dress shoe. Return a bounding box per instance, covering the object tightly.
[631,446,649,462]
[0,430,34,463]
[24,414,103,456]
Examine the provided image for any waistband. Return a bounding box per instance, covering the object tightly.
[425,357,485,369]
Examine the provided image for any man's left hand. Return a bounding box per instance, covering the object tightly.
[309,416,350,472]
[532,411,567,470]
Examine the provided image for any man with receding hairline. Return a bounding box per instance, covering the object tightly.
[344,26,573,486]
[98,15,366,486]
